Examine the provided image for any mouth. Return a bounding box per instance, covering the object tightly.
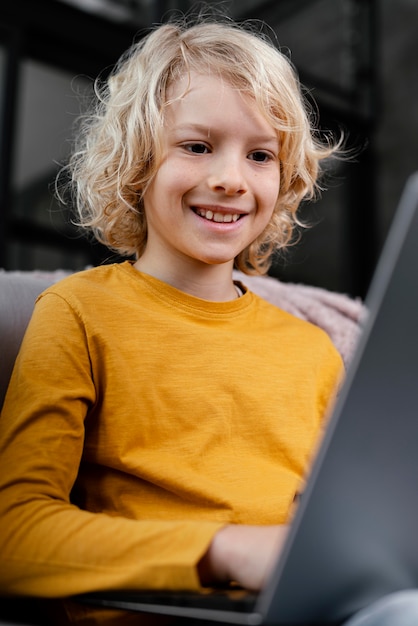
[193,207,243,223]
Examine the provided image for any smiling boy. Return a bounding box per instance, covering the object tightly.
[0,17,347,625]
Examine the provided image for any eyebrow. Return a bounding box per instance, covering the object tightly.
[171,123,279,146]
[170,123,213,138]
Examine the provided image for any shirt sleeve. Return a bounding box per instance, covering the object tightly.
[0,292,223,598]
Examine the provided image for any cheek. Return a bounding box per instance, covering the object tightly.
[261,179,281,215]
[257,167,280,203]
[156,160,196,197]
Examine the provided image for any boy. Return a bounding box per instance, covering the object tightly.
[2,15,415,626]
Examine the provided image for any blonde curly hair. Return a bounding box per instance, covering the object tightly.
[64,17,342,275]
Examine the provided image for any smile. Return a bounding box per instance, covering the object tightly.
[194,208,242,223]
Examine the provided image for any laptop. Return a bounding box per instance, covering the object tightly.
[79,173,418,625]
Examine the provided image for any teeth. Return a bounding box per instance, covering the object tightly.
[196,209,240,223]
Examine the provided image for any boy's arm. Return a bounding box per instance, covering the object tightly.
[0,295,224,597]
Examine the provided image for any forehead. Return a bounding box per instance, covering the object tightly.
[166,71,251,109]
[164,72,277,139]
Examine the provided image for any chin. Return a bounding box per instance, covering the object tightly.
[198,256,236,267]
[195,249,244,267]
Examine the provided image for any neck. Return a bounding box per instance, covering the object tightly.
[133,257,238,302]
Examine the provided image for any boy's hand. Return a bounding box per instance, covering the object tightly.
[198,524,288,591]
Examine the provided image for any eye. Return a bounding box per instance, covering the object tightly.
[248,151,273,163]
[183,143,210,154]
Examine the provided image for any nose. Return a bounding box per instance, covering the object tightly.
[208,154,247,196]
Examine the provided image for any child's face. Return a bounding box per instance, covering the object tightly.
[142,72,281,273]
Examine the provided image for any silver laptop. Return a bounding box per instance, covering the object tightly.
[79,173,418,625]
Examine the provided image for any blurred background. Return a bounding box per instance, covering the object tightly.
[0,0,417,298]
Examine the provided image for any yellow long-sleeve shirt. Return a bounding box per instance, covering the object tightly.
[0,261,343,622]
